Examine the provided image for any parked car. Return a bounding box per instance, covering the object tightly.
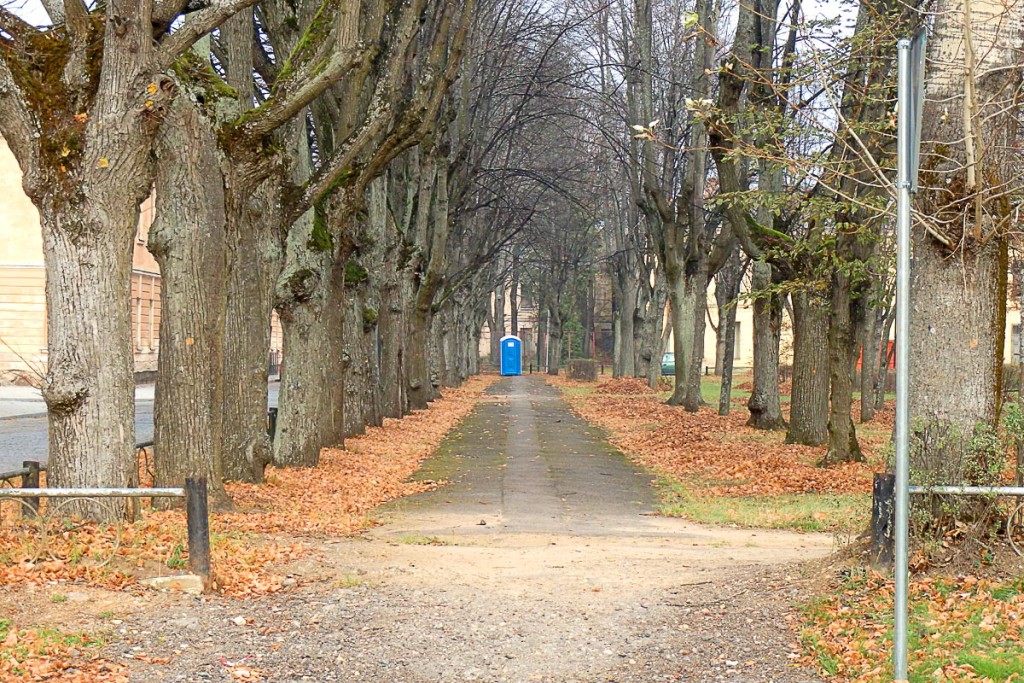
[660,352,675,376]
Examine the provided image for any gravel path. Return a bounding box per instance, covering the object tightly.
[112,376,830,681]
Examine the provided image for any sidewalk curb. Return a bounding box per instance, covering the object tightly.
[0,412,47,422]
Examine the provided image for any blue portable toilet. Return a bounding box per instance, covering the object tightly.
[500,334,522,376]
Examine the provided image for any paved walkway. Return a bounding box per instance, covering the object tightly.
[380,375,659,536]
[121,375,829,682]
[0,383,279,471]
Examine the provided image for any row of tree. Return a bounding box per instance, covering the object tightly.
[1,0,1018,521]
[0,0,589,517]
[485,0,1023,492]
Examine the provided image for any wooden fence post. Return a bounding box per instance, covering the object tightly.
[185,477,211,591]
[871,472,896,568]
[21,461,40,517]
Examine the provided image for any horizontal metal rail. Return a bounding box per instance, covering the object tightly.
[0,478,210,591]
[909,486,1024,496]
[0,488,184,498]
[1,441,153,483]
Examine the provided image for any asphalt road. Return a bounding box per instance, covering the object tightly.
[0,383,279,472]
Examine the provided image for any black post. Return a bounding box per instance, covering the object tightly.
[267,407,278,439]
[21,460,40,517]
[185,477,211,591]
[871,473,896,568]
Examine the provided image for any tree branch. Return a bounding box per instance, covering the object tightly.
[0,8,36,41]
[228,46,373,143]
[0,56,40,196]
[155,0,260,70]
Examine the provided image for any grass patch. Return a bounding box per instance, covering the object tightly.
[658,478,869,533]
[0,618,111,677]
[332,575,365,588]
[395,534,452,546]
[803,574,1024,682]
[562,385,598,398]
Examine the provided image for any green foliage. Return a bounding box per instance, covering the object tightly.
[171,51,238,102]
[658,478,869,533]
[166,543,186,570]
[275,0,339,86]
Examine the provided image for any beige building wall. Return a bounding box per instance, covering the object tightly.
[0,138,282,381]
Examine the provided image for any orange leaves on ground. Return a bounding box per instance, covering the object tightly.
[595,378,658,395]
[802,572,1024,682]
[0,375,497,601]
[0,622,128,683]
[556,383,885,497]
[223,374,498,539]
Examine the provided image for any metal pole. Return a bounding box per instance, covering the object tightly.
[893,36,912,683]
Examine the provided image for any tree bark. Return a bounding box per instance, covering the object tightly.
[220,181,281,481]
[682,261,710,412]
[821,257,866,465]
[785,291,830,445]
[41,201,140,520]
[149,94,230,508]
[746,262,786,429]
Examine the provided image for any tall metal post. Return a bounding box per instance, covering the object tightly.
[893,37,912,683]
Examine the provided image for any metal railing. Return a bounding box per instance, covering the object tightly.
[871,473,1024,564]
[0,464,212,591]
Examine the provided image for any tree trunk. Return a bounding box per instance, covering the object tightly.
[715,255,744,414]
[547,306,563,375]
[785,291,830,445]
[148,94,230,508]
[41,201,138,520]
[510,253,520,335]
[489,279,506,369]
[909,239,1006,433]
[379,282,406,418]
[746,262,786,429]
[859,307,879,422]
[683,263,710,412]
[666,266,696,406]
[220,182,281,481]
[407,308,436,410]
[272,209,346,467]
[908,0,1020,447]
[821,263,866,465]
[615,273,638,377]
[718,289,739,416]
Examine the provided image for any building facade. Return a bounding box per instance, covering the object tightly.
[0,139,282,385]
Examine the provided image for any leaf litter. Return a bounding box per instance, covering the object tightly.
[0,374,497,681]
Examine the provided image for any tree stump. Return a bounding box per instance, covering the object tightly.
[568,359,597,381]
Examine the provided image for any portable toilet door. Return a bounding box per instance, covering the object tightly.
[500,335,522,376]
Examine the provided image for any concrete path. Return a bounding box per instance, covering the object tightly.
[379,375,660,537]
[101,374,830,682]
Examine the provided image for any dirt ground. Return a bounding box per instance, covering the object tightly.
[2,376,836,682]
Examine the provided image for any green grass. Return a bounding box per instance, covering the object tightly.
[166,542,186,570]
[332,575,365,588]
[395,534,452,546]
[0,618,106,675]
[803,575,1024,682]
[658,478,870,533]
[562,385,598,398]
[49,594,67,603]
